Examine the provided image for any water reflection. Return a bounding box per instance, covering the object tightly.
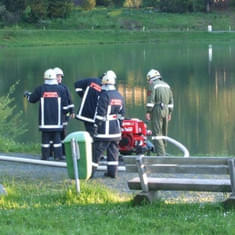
[0,42,234,156]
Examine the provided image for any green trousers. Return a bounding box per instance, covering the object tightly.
[150,107,168,156]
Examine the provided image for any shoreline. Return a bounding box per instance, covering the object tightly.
[1,30,235,47]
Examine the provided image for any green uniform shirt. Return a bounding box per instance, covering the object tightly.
[146,79,174,115]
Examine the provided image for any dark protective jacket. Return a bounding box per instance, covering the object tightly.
[94,85,125,141]
[28,82,69,132]
[74,78,101,123]
[59,83,74,126]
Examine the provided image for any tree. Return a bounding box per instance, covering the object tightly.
[48,0,73,18]
[1,0,26,13]
[81,0,96,10]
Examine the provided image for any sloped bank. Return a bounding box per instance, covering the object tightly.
[1,30,235,47]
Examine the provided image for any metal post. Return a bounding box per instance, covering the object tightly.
[228,159,235,196]
[71,138,80,193]
[136,155,149,192]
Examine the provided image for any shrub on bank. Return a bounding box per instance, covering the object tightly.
[0,82,26,140]
[0,0,74,25]
[0,82,39,154]
[81,0,96,10]
[159,0,206,13]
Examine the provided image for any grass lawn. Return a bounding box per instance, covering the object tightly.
[0,8,235,47]
[0,177,235,235]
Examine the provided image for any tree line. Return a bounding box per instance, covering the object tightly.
[0,0,234,25]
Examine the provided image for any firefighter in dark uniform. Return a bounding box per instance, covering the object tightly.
[145,69,174,156]
[54,67,75,155]
[74,77,102,137]
[24,69,69,161]
[93,70,125,178]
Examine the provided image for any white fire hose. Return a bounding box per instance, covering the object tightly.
[0,136,189,171]
[152,136,190,157]
[0,155,125,171]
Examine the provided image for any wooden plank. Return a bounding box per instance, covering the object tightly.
[123,156,137,165]
[125,164,138,172]
[146,165,229,175]
[123,156,230,165]
[142,157,230,165]
[128,177,231,192]
[125,164,229,175]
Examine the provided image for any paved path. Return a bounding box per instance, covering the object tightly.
[0,153,230,203]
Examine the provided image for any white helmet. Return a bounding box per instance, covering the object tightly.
[54,67,64,76]
[44,69,56,80]
[101,70,117,85]
[146,69,161,81]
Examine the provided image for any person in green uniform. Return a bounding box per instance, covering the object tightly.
[145,69,174,156]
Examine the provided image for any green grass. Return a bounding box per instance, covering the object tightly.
[21,7,235,32]
[0,29,235,47]
[1,8,235,47]
[0,136,40,154]
[0,177,235,235]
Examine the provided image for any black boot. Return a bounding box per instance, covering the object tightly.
[90,165,97,179]
[104,172,116,178]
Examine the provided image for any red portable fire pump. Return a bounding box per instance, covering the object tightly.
[119,118,153,155]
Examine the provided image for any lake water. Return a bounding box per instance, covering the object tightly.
[0,42,234,156]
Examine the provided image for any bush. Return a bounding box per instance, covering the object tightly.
[123,0,142,8]
[0,82,27,140]
[142,0,160,8]
[113,0,125,7]
[81,0,96,10]
[159,0,206,13]
[0,3,21,25]
[96,0,113,6]
[48,0,74,19]
[1,0,26,13]
[23,0,48,23]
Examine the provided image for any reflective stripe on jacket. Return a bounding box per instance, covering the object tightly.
[74,78,101,123]
[29,84,69,132]
[146,79,174,114]
[94,89,125,141]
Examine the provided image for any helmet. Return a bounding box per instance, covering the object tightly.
[54,67,64,76]
[146,69,161,81]
[44,69,56,80]
[101,70,117,85]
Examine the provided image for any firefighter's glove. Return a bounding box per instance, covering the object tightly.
[24,91,31,99]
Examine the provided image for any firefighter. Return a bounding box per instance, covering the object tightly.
[54,67,75,156]
[74,77,102,137]
[24,69,69,161]
[92,70,125,178]
[145,69,174,156]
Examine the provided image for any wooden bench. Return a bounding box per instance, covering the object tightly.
[123,155,235,207]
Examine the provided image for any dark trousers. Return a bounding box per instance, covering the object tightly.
[50,127,66,157]
[61,126,66,155]
[84,122,95,137]
[41,132,62,160]
[94,141,119,177]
